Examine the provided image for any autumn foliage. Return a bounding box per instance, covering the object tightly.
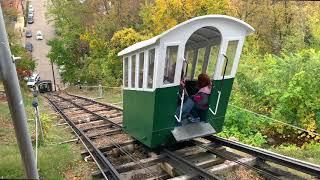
[47,0,320,146]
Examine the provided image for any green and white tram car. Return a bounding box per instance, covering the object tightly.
[118,15,254,148]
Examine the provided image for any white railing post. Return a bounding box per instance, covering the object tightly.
[174,89,186,123]
[98,84,102,98]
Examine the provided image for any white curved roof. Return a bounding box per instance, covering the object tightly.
[118,15,255,56]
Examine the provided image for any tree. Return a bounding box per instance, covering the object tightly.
[229,0,313,54]
[47,0,147,85]
[140,0,229,35]
[10,44,36,79]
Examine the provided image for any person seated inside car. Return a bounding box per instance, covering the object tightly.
[176,73,212,124]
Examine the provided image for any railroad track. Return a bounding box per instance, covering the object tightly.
[45,92,320,180]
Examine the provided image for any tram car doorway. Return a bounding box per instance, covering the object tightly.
[118,15,254,148]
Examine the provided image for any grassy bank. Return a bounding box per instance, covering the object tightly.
[66,86,123,107]
[0,85,93,178]
[269,142,320,165]
[220,107,320,165]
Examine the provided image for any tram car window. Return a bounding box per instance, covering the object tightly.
[118,15,255,148]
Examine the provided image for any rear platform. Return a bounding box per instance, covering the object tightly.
[171,122,216,142]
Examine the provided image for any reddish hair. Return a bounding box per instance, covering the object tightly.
[197,73,211,89]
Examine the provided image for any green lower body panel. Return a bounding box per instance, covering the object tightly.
[123,87,178,148]
[122,78,234,148]
[208,78,234,132]
[123,90,155,146]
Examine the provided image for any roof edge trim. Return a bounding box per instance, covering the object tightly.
[118,15,255,57]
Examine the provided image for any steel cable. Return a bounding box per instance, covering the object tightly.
[103,136,161,179]
[196,143,282,180]
[45,96,110,180]
[55,94,160,179]
[229,104,320,137]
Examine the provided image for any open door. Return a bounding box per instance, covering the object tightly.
[171,26,222,141]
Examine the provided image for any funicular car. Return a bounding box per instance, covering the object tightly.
[37,80,53,93]
[118,15,254,148]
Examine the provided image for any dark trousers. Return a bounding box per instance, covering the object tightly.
[175,98,200,124]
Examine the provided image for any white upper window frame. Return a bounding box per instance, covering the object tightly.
[137,51,145,89]
[206,44,221,80]
[147,48,157,90]
[161,42,181,88]
[192,46,209,80]
[214,37,244,80]
[123,46,157,92]
[131,54,137,88]
[189,48,200,81]
[118,15,255,88]
[158,42,182,88]
[123,56,129,87]
[128,55,132,88]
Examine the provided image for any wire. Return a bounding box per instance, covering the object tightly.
[229,104,320,137]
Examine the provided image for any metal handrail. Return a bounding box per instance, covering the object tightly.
[209,54,228,116]
[209,91,221,115]
[177,88,186,122]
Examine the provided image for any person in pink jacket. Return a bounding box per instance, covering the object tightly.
[176,73,212,124]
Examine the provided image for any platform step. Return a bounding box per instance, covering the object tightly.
[171,122,216,142]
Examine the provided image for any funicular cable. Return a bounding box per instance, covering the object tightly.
[45,95,112,180]
[228,104,320,137]
[104,137,161,179]
[195,142,282,180]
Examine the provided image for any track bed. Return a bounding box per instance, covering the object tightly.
[45,92,320,180]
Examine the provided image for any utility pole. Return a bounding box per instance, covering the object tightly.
[51,60,56,91]
[0,6,39,179]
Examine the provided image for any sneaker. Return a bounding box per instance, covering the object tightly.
[188,117,200,123]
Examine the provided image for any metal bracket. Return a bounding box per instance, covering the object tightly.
[12,55,21,63]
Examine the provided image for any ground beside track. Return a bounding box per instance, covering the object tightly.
[65,86,123,107]
[0,84,93,178]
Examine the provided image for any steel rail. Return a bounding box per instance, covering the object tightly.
[45,96,121,180]
[49,102,110,180]
[193,142,281,180]
[163,149,222,179]
[205,135,320,177]
[105,135,159,179]
[49,94,157,178]
[53,94,122,129]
